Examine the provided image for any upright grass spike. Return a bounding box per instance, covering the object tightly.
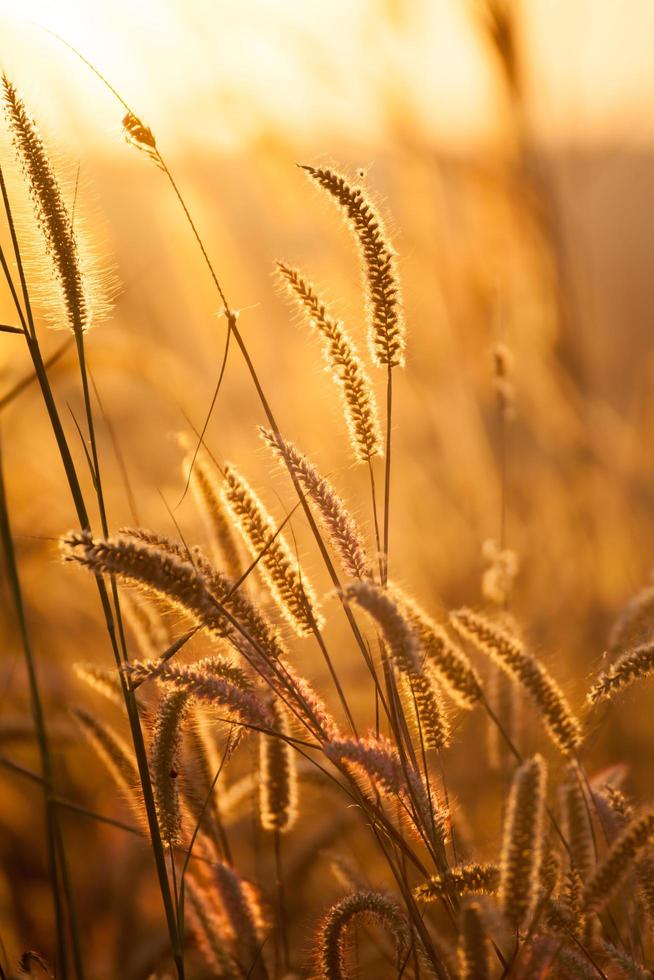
[457,901,490,980]
[316,890,409,980]
[450,608,581,755]
[184,875,238,978]
[151,689,191,846]
[259,699,298,833]
[561,766,594,882]
[260,428,370,580]
[498,753,547,929]
[344,580,421,675]
[301,166,405,370]
[221,463,323,636]
[2,76,105,335]
[276,263,382,463]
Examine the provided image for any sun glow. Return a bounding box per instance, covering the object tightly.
[3,0,654,162]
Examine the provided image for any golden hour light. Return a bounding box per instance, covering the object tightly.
[3,3,654,979]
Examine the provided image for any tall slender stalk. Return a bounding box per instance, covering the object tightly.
[0,167,185,979]
[0,444,77,978]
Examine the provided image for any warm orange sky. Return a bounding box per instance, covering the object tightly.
[2,1,654,157]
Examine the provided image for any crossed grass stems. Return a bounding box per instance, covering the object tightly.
[0,45,623,980]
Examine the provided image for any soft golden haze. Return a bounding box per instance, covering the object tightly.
[3,3,654,979]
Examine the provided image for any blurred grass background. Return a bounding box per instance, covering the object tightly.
[2,1,654,974]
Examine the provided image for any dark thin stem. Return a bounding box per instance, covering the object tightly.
[0,166,184,979]
[273,830,290,973]
[0,445,71,977]
[367,456,384,582]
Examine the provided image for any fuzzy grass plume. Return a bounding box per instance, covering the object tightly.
[316,890,409,980]
[71,706,138,799]
[221,463,323,635]
[583,808,654,913]
[588,643,654,705]
[150,688,190,845]
[301,165,405,369]
[415,863,500,902]
[2,76,105,334]
[457,901,490,980]
[178,432,243,580]
[395,588,482,707]
[276,262,382,462]
[345,580,421,675]
[261,427,369,579]
[259,698,298,832]
[498,753,547,928]
[450,608,581,755]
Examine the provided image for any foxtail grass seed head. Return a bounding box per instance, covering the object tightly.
[415,864,500,903]
[561,766,594,882]
[345,580,421,675]
[150,688,190,845]
[2,76,104,335]
[213,858,265,966]
[316,890,409,980]
[71,706,138,799]
[276,263,382,462]
[402,668,450,750]
[178,432,243,580]
[122,111,162,169]
[481,539,519,607]
[394,587,482,706]
[450,608,582,755]
[608,583,654,654]
[127,655,273,730]
[457,901,490,980]
[583,808,654,914]
[185,876,238,979]
[259,698,298,833]
[73,661,124,707]
[499,753,547,929]
[279,660,340,740]
[120,588,170,661]
[587,643,654,706]
[302,165,405,369]
[61,530,283,668]
[221,464,323,636]
[260,428,369,580]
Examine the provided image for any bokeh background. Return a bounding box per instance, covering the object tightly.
[2,1,654,975]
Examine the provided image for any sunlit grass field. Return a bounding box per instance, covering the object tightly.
[2,3,654,978]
